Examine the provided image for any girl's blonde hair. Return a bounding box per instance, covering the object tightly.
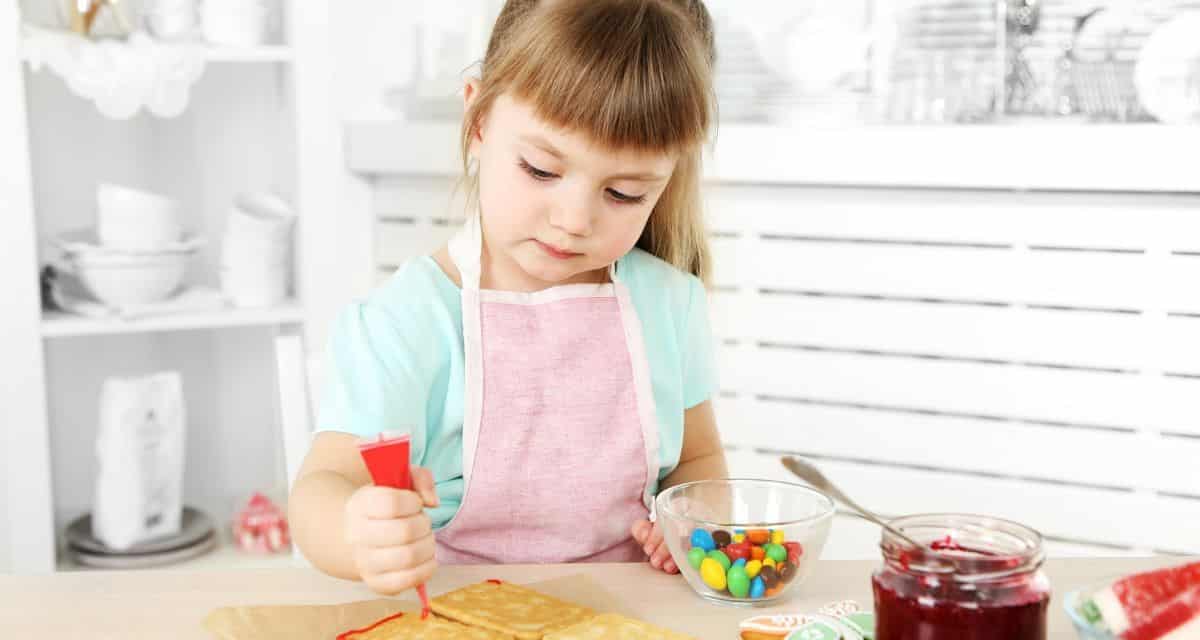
[460,0,716,283]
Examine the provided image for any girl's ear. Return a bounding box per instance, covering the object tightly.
[463,77,485,158]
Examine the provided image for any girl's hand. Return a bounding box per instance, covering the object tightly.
[630,519,678,574]
[344,466,440,595]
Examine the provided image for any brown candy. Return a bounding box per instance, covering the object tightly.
[711,530,732,548]
[778,561,796,583]
[759,565,779,589]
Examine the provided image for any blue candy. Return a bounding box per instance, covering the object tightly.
[689,528,716,552]
[750,576,765,598]
[733,558,747,568]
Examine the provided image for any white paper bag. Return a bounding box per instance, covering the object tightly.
[93,371,187,550]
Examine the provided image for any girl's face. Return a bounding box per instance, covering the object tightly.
[467,91,678,291]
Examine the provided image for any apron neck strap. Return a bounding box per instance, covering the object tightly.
[448,215,483,290]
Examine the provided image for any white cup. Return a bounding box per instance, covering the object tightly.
[221,261,289,307]
[96,183,182,250]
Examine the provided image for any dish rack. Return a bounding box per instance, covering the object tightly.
[1067,8,1151,122]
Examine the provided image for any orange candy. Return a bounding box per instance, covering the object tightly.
[765,585,783,597]
[746,529,770,545]
[750,546,766,561]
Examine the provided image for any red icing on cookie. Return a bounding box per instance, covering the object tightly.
[336,611,406,640]
[486,579,503,585]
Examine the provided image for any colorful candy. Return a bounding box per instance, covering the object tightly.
[727,565,751,598]
[683,526,805,600]
[765,543,787,564]
[724,541,752,562]
[700,557,727,590]
[708,549,732,571]
[785,541,803,564]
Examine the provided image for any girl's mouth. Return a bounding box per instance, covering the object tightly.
[535,240,581,260]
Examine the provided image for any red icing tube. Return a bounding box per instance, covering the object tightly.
[357,433,431,619]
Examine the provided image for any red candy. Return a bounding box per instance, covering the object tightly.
[785,541,803,565]
[725,541,752,562]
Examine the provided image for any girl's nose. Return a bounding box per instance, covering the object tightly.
[548,200,593,237]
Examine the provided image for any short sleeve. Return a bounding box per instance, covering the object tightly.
[681,275,718,409]
[316,301,430,438]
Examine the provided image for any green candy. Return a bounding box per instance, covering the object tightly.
[707,549,732,571]
[765,543,787,563]
[687,547,706,570]
[727,565,750,598]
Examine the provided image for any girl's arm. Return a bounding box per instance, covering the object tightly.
[288,432,374,579]
[632,399,728,573]
[659,399,727,491]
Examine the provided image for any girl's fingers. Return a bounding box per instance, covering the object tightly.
[411,466,440,508]
[630,519,652,547]
[642,522,664,556]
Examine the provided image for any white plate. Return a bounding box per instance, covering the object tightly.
[65,506,216,556]
[68,532,218,569]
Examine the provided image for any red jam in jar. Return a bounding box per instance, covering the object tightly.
[872,514,1051,640]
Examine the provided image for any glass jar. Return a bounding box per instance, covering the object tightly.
[872,514,1051,640]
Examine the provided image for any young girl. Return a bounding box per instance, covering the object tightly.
[289,0,727,597]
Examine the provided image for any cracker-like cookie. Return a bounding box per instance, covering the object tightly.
[336,610,512,639]
[543,612,695,639]
[430,581,595,640]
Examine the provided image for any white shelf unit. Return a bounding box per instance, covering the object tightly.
[1,2,357,574]
[41,302,305,338]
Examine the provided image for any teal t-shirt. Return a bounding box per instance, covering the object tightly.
[316,248,718,529]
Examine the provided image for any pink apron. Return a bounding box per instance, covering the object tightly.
[434,215,660,564]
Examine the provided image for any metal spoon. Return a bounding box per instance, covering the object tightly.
[780,455,926,550]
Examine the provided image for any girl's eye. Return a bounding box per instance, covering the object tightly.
[518,158,558,181]
[607,188,646,205]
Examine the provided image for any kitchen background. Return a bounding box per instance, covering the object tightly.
[2,0,1199,575]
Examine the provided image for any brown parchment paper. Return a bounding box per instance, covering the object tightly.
[202,575,633,639]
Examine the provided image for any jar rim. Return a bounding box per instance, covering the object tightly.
[879,513,1046,581]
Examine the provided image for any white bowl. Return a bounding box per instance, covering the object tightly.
[96,183,182,250]
[68,251,190,306]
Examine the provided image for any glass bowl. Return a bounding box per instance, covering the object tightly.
[655,478,835,607]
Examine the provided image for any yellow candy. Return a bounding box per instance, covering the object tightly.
[771,529,785,545]
[745,559,762,579]
[700,557,727,590]
[733,533,746,544]
[763,557,777,569]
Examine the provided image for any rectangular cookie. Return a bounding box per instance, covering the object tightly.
[543,613,696,639]
[430,580,595,640]
[337,610,513,639]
